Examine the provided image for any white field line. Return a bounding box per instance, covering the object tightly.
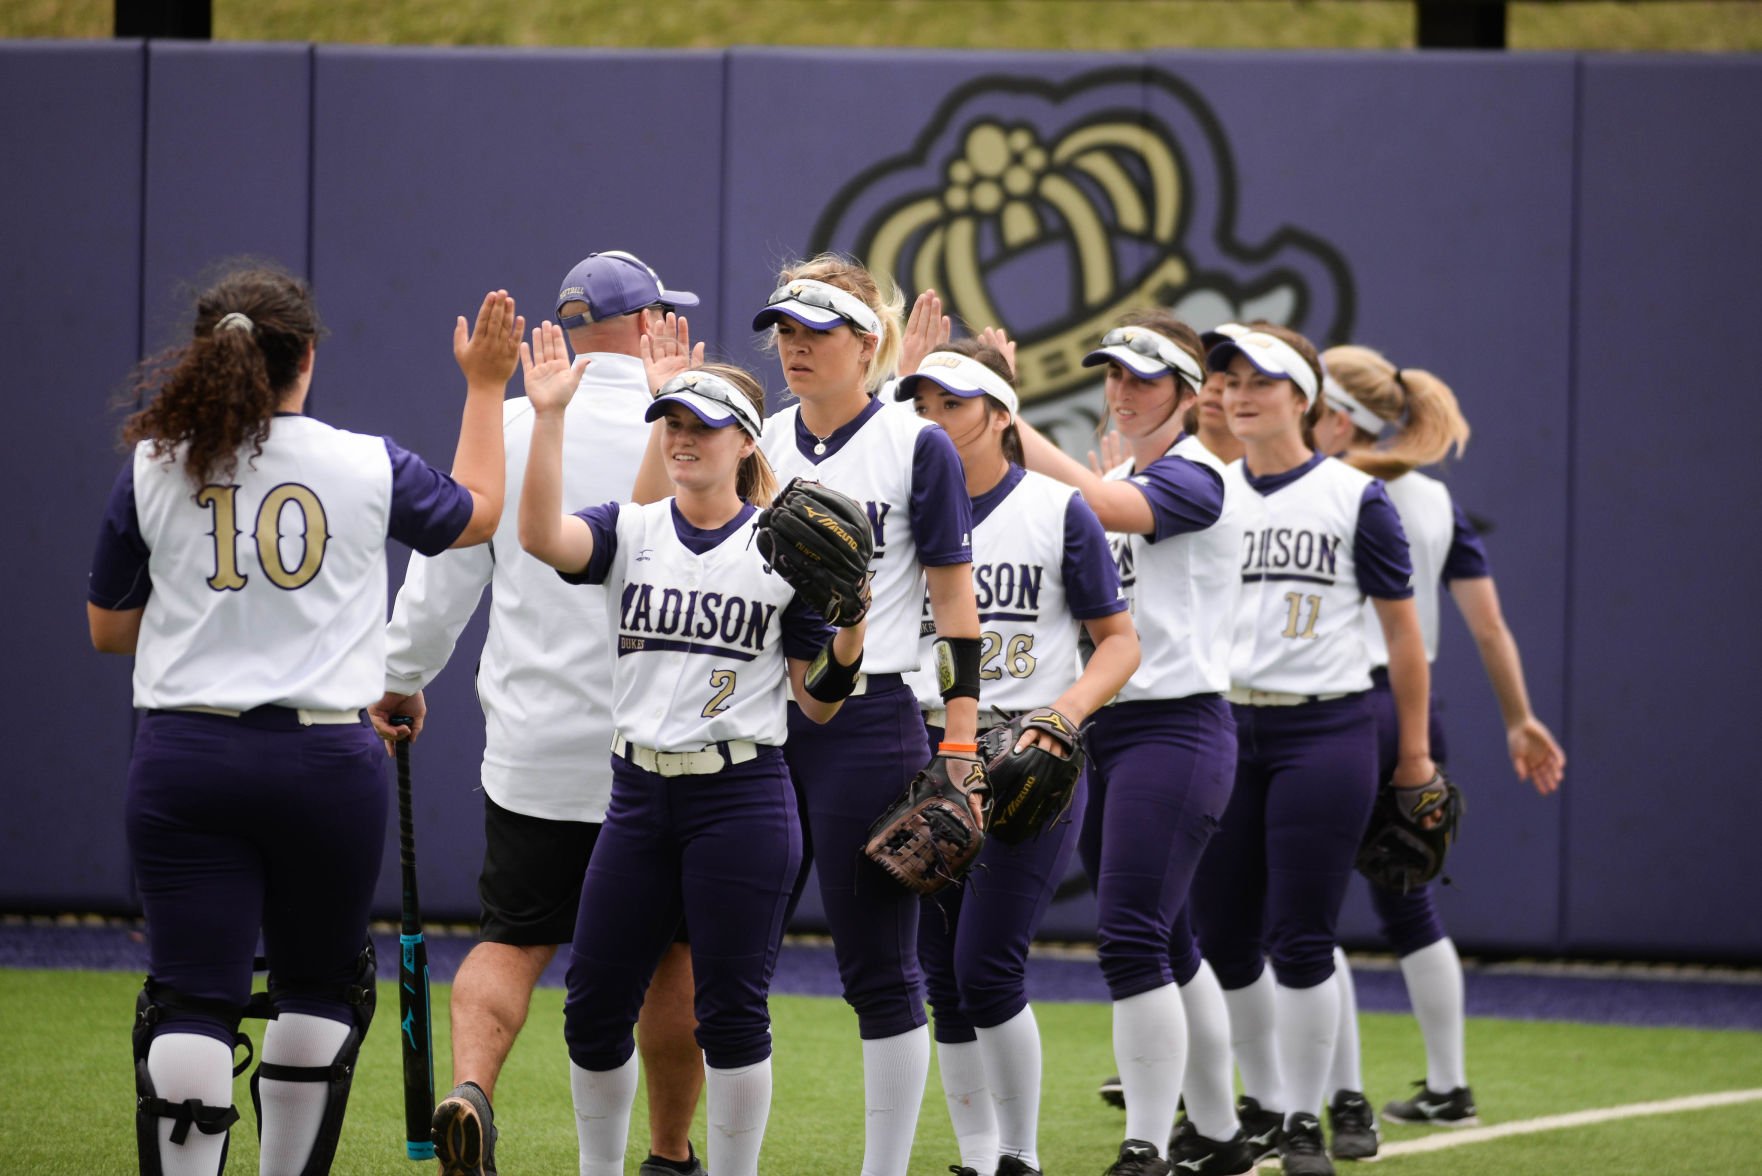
[1367,1087,1762,1159]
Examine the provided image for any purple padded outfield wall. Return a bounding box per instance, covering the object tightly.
[5,41,1757,961]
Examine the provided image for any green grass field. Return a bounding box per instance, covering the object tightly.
[5,967,1759,1173]
[7,0,1762,51]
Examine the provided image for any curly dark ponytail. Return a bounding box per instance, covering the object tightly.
[123,264,322,488]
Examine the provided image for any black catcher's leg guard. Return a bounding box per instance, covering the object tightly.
[134,978,252,1176]
[247,940,378,1176]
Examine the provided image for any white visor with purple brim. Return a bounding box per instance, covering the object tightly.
[751,279,882,336]
[1082,326,1204,393]
[1322,373,1386,435]
[1207,331,1320,405]
[645,370,763,438]
[893,351,1019,421]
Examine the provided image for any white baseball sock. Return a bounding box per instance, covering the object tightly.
[976,1005,1042,1169]
[1222,969,1282,1112]
[1274,976,1340,1121]
[1113,982,1186,1150]
[706,1057,771,1176]
[936,1038,998,1173]
[571,1053,640,1176]
[861,1024,930,1176]
[145,1031,235,1176]
[257,1012,352,1176]
[1179,961,1241,1141]
[1328,946,1365,1096]
[1400,938,1468,1091]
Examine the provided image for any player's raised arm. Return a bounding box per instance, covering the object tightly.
[517,321,596,572]
[446,290,522,547]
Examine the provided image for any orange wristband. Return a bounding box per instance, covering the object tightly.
[938,741,978,754]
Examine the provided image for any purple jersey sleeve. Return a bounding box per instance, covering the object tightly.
[780,592,837,661]
[1355,481,1415,600]
[1442,500,1493,582]
[909,426,975,566]
[1129,452,1225,543]
[88,461,152,610]
[1061,494,1128,620]
[385,438,476,556]
[559,501,622,586]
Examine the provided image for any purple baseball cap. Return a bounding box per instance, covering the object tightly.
[555,251,699,327]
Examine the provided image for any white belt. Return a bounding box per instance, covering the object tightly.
[924,707,947,730]
[1225,688,1353,708]
[610,733,760,777]
[166,705,363,725]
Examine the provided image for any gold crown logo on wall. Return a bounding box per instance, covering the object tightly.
[808,68,1355,409]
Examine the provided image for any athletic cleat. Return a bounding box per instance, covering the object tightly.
[1327,1089,1380,1160]
[1167,1119,1255,1174]
[1099,1073,1126,1109]
[947,1166,981,1176]
[1278,1112,1335,1176]
[638,1143,707,1176]
[432,1081,498,1176]
[1382,1082,1480,1128]
[997,1155,1043,1176]
[1104,1137,1173,1175]
[1235,1095,1284,1163]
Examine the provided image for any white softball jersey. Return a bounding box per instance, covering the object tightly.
[1359,469,1493,668]
[383,354,654,823]
[566,499,830,751]
[1229,454,1414,695]
[760,399,972,675]
[94,416,473,713]
[907,466,1125,713]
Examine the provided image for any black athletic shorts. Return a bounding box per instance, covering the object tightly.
[478,793,688,946]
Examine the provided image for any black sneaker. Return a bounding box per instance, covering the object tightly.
[1104,1138,1172,1175]
[638,1143,708,1176]
[1278,1112,1335,1176]
[1167,1119,1255,1174]
[947,1167,981,1176]
[997,1156,1043,1176]
[432,1081,498,1176]
[1235,1095,1283,1163]
[1327,1089,1380,1160]
[1099,1073,1126,1109]
[1382,1082,1480,1127]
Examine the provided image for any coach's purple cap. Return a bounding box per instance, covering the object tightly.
[555,251,698,327]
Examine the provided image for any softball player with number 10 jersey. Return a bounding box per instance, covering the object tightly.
[87,268,517,1176]
[519,327,865,1176]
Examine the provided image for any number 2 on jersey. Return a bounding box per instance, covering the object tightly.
[198,483,330,591]
[702,669,738,718]
[1280,592,1321,640]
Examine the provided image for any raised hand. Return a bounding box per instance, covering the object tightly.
[640,311,705,395]
[977,324,1018,378]
[1087,428,1128,476]
[454,290,525,388]
[900,289,952,377]
[521,320,591,415]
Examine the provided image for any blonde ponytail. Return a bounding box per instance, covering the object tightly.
[1322,344,1470,480]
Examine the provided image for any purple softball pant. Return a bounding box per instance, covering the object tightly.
[918,722,1088,1042]
[564,748,801,1072]
[784,677,932,1039]
[1190,693,1379,992]
[1075,695,1238,1001]
[125,708,387,1045]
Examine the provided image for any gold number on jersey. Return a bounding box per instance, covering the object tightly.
[196,485,247,591]
[196,483,330,592]
[1280,592,1322,640]
[978,630,1039,681]
[702,669,738,718]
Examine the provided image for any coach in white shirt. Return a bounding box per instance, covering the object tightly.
[371,251,709,1176]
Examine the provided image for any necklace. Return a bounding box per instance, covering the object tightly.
[809,427,832,456]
